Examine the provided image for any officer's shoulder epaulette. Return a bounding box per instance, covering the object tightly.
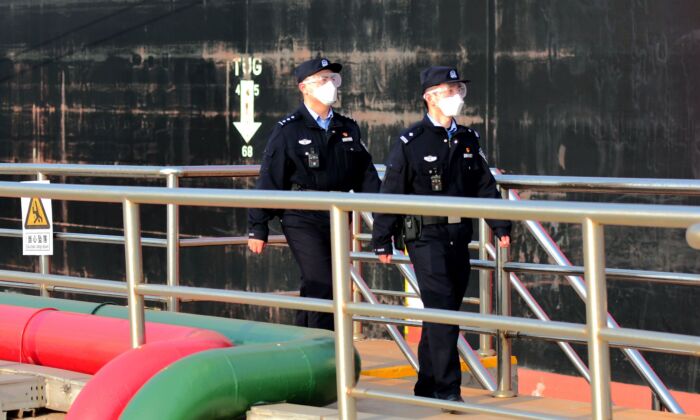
[398,124,424,144]
[333,112,358,126]
[464,126,481,140]
[277,111,302,127]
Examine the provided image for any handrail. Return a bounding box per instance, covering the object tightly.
[3,162,700,195]
[496,174,700,195]
[0,163,700,196]
[3,181,698,225]
[1,165,700,418]
[0,181,698,419]
[0,163,261,178]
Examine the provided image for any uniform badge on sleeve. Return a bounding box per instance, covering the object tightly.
[464,147,473,158]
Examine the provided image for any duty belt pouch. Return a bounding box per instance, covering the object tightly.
[402,215,421,243]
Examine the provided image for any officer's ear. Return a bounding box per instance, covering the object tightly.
[298,82,311,95]
[422,92,435,109]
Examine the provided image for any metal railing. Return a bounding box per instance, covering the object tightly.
[2,163,700,415]
[0,179,698,419]
[0,163,261,311]
[494,173,700,413]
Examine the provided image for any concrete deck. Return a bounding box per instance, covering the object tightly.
[349,339,700,419]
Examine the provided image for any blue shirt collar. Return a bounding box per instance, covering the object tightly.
[305,103,333,130]
[426,113,457,138]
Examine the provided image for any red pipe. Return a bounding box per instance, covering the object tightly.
[66,338,230,420]
[0,304,230,374]
[0,305,55,363]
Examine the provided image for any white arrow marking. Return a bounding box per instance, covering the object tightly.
[233,79,261,144]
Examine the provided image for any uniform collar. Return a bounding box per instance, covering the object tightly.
[304,103,333,122]
[298,103,343,130]
[422,114,460,137]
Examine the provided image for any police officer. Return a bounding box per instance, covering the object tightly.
[372,66,511,405]
[248,57,381,331]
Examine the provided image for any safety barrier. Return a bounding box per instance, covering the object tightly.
[2,164,700,412]
[0,176,698,419]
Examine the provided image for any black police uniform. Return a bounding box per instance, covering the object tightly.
[372,67,511,399]
[248,60,380,331]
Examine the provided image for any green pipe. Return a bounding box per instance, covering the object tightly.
[0,293,99,314]
[0,292,361,417]
[0,292,330,343]
[121,338,339,419]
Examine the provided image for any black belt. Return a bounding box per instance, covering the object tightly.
[291,184,316,191]
[291,184,342,193]
[420,215,463,225]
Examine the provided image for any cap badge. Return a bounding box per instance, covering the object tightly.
[321,59,329,66]
[449,70,457,79]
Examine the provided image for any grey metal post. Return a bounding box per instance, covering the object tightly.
[166,173,180,312]
[351,210,364,339]
[493,244,516,398]
[36,172,50,297]
[330,206,356,420]
[123,199,146,348]
[478,218,494,356]
[582,218,612,420]
[652,392,663,411]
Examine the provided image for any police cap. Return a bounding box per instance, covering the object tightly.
[294,58,343,83]
[420,66,470,92]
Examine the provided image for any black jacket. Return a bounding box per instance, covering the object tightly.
[248,104,381,241]
[372,115,511,254]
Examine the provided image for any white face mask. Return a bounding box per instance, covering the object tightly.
[311,81,338,105]
[437,94,464,117]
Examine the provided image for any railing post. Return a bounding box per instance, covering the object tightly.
[582,218,612,420]
[36,172,50,298]
[493,243,516,398]
[330,206,356,420]
[166,173,180,312]
[123,199,146,349]
[351,210,364,339]
[478,218,494,356]
[652,391,664,411]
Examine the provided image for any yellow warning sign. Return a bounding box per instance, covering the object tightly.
[24,197,50,229]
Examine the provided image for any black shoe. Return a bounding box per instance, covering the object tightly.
[415,390,434,398]
[436,393,464,414]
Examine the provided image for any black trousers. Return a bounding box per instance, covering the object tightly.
[407,223,472,398]
[281,214,335,331]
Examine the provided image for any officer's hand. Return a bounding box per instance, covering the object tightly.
[378,254,393,264]
[498,235,511,248]
[248,239,266,254]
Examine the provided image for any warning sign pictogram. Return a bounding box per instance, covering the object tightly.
[24,197,50,229]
